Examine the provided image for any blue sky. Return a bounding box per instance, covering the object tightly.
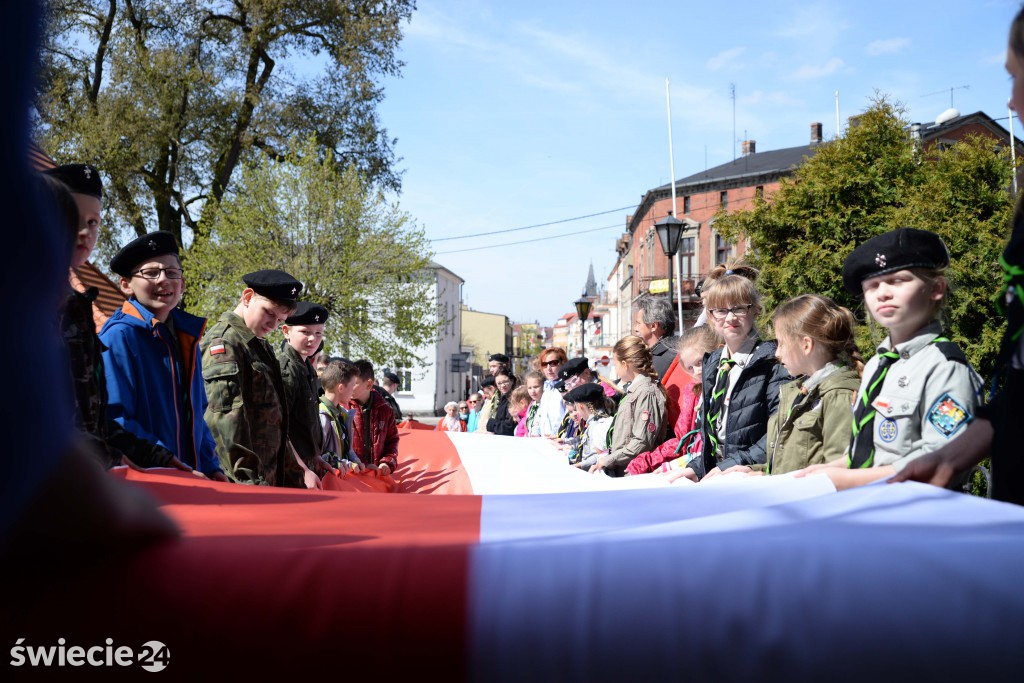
[377,0,1021,328]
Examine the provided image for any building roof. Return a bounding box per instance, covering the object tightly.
[630,144,816,233]
[428,260,465,284]
[656,144,815,192]
[69,262,127,332]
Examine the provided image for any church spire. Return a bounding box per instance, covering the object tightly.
[584,262,598,298]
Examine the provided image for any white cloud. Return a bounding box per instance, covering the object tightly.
[706,47,745,71]
[983,49,1008,66]
[790,58,845,80]
[866,38,910,56]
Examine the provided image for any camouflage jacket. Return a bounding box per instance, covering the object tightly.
[277,343,324,467]
[201,311,300,487]
[60,288,173,469]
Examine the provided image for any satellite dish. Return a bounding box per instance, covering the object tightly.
[934,107,961,125]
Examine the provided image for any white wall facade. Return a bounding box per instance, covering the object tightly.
[393,263,466,417]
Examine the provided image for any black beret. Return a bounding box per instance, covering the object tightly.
[559,357,590,380]
[284,301,328,325]
[109,231,179,277]
[553,379,566,392]
[843,228,949,295]
[489,353,510,364]
[382,371,400,384]
[43,164,102,199]
[562,382,604,405]
[243,269,303,302]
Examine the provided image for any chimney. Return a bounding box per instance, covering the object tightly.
[810,122,823,145]
[741,139,756,156]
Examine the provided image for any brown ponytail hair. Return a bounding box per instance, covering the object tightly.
[613,335,668,399]
[772,294,865,376]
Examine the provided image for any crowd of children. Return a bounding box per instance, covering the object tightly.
[454,223,997,499]
[42,148,1009,499]
[46,162,401,490]
[52,151,996,499]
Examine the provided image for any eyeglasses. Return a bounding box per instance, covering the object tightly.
[496,380,512,388]
[458,405,468,410]
[708,304,754,320]
[540,359,561,368]
[132,267,183,280]
[467,399,478,404]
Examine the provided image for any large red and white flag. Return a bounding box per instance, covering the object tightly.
[6,429,1024,679]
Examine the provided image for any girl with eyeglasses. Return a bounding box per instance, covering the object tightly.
[668,264,789,483]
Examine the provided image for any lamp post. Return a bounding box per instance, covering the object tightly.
[574,294,592,357]
[654,213,684,325]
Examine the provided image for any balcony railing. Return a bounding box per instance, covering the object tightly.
[637,274,705,300]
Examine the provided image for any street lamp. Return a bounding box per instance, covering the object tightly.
[654,212,684,321]
[574,294,592,357]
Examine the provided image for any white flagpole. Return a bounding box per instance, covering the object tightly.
[666,78,683,329]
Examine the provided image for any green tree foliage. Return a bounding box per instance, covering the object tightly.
[184,137,437,368]
[715,97,1013,377]
[37,0,413,260]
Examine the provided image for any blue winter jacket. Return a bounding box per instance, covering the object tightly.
[99,299,222,475]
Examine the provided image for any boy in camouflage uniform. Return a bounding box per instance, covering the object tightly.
[278,301,334,479]
[201,270,308,487]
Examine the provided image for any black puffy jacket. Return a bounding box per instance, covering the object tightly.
[693,339,790,478]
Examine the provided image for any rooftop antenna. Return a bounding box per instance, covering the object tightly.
[921,85,970,109]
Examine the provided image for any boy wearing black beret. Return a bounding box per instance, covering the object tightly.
[278,302,334,480]
[200,269,309,487]
[100,231,227,480]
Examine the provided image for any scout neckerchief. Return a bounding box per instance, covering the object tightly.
[320,396,343,460]
[526,401,539,431]
[848,338,950,468]
[704,356,737,457]
[848,351,900,468]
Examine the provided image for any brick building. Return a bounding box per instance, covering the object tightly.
[611,111,1023,333]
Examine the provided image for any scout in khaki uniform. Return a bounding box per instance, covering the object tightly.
[591,336,668,477]
[802,227,983,490]
[277,301,333,478]
[201,269,308,487]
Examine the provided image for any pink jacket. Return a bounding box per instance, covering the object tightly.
[626,382,702,475]
[514,406,531,437]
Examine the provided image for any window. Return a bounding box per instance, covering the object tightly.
[678,236,695,280]
[646,230,655,275]
[683,196,690,214]
[715,234,732,265]
[720,191,728,210]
